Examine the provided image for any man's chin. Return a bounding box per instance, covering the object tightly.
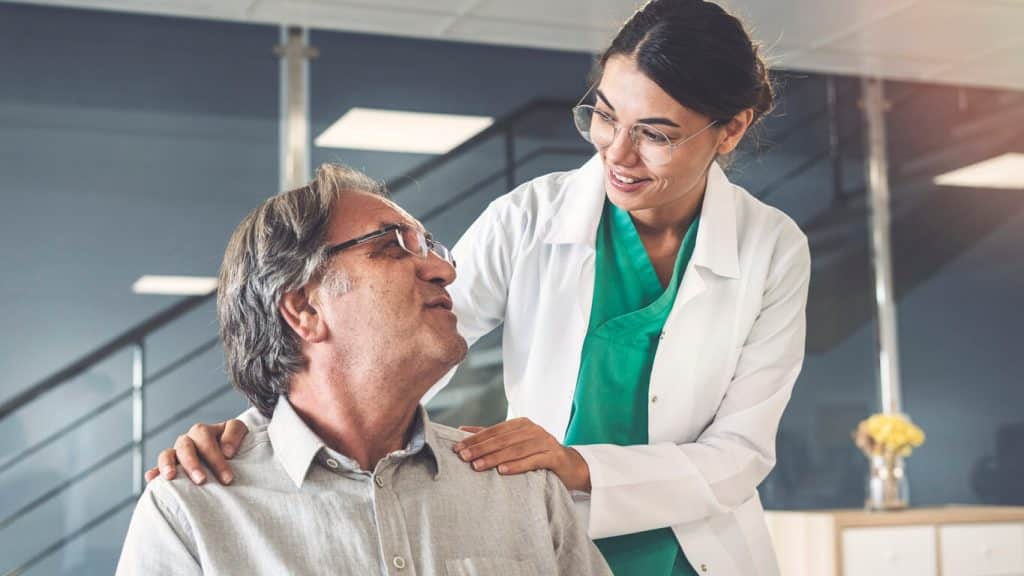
[443,334,469,366]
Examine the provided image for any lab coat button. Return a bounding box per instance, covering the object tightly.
[700,563,708,572]
[650,395,658,404]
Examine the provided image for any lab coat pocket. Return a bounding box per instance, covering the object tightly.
[444,557,534,576]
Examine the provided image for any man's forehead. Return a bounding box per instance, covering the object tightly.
[333,192,424,237]
[374,196,423,230]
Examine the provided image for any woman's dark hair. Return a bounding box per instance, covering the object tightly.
[599,0,774,126]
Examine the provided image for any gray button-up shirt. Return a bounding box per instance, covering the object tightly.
[117,397,610,576]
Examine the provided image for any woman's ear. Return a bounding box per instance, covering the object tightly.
[279,286,327,343]
[716,108,754,155]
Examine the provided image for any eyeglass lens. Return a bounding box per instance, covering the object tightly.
[572,106,673,165]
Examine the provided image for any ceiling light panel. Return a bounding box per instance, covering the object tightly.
[314,108,493,154]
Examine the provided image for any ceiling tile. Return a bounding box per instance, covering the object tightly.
[445,16,613,53]
[300,0,471,14]
[470,0,641,29]
[719,0,915,49]
[249,0,452,37]
[824,1,1024,62]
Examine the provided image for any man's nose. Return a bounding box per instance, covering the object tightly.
[419,252,456,287]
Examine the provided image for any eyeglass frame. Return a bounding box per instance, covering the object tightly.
[324,223,456,268]
[571,84,719,166]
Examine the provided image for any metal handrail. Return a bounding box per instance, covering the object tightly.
[420,145,593,223]
[0,336,222,477]
[0,294,212,421]
[0,382,234,531]
[386,99,574,196]
[4,496,138,576]
[1,382,235,576]
[0,388,133,476]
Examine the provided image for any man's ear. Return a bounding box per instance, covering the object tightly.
[280,286,327,343]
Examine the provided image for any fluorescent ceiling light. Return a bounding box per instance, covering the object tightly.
[934,153,1024,189]
[315,108,493,154]
[132,275,218,296]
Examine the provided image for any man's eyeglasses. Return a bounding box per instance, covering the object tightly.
[324,224,456,268]
[571,85,717,166]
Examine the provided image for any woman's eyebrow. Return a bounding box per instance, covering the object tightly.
[595,89,616,111]
[595,89,681,128]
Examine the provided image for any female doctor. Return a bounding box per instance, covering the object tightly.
[148,1,810,574]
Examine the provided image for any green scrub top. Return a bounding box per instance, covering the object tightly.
[564,200,700,576]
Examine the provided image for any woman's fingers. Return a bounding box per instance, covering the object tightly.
[453,418,531,453]
[219,419,249,459]
[144,466,161,483]
[186,422,234,485]
[457,425,485,434]
[492,452,552,476]
[157,448,179,480]
[173,435,207,485]
[469,439,550,471]
[458,426,540,462]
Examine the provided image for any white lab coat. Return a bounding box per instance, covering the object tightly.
[430,154,811,576]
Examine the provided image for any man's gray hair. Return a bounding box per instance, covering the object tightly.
[218,163,386,417]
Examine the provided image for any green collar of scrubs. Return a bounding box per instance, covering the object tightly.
[565,201,700,576]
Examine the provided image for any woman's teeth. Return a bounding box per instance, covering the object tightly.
[613,172,640,184]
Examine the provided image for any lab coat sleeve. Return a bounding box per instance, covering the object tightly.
[573,233,811,539]
[421,195,525,403]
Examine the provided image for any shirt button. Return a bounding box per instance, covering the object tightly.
[375,476,385,488]
[324,458,339,469]
[392,556,406,569]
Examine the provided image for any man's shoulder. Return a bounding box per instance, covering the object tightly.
[425,421,471,446]
[426,422,554,493]
[149,430,276,505]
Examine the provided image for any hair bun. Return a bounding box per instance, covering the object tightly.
[752,47,775,121]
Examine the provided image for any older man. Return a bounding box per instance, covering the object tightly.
[116,164,609,575]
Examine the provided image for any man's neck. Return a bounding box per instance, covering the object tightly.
[286,369,423,472]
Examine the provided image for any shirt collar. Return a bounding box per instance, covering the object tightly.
[268,396,442,488]
[544,154,740,279]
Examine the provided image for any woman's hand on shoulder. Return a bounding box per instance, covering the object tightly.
[143,419,250,485]
[452,418,591,492]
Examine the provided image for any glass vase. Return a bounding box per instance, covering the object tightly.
[865,454,909,511]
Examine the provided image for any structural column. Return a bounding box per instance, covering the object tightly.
[131,342,146,497]
[276,26,318,191]
[861,77,903,415]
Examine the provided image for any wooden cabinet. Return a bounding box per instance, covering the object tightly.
[765,507,1024,576]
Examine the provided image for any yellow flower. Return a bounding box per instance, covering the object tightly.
[855,412,926,457]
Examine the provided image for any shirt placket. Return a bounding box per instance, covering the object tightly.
[370,457,417,576]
